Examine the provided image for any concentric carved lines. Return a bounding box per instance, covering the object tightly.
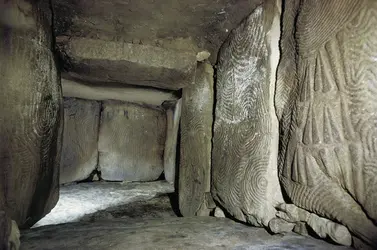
[280,0,377,246]
[296,0,362,56]
[212,5,283,227]
[342,2,377,222]
[0,24,62,227]
[179,62,213,216]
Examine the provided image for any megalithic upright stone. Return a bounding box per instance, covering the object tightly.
[179,62,214,216]
[163,99,182,186]
[211,1,284,227]
[0,0,63,228]
[276,0,377,247]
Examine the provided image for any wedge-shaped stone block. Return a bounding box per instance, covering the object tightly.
[98,101,166,181]
[179,62,214,216]
[60,98,100,184]
[61,38,197,90]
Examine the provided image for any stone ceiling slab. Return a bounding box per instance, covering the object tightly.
[52,0,263,64]
[59,37,197,90]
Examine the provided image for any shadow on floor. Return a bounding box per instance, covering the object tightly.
[80,194,180,223]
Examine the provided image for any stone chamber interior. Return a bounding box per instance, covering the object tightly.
[1,0,377,249]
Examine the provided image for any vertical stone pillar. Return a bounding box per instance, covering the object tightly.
[179,62,214,216]
[211,1,284,227]
[163,99,182,185]
[0,0,62,228]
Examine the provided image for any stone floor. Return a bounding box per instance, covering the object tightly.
[34,181,174,227]
[24,181,352,249]
[22,217,351,250]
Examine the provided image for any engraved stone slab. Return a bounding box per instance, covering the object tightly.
[0,0,62,228]
[179,62,214,216]
[277,0,377,248]
[98,101,166,181]
[60,98,100,184]
[211,3,284,227]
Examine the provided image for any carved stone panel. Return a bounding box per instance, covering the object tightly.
[60,98,100,184]
[277,0,377,248]
[0,0,62,228]
[212,3,284,227]
[179,62,214,216]
[98,101,166,181]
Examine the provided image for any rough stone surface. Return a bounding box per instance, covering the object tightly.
[163,100,182,185]
[98,101,166,181]
[60,98,100,184]
[179,62,214,216]
[52,0,263,64]
[33,181,174,227]
[79,194,178,223]
[0,211,11,250]
[0,0,62,228]
[21,217,352,250]
[62,78,178,106]
[275,204,352,246]
[212,2,284,228]
[276,0,377,248]
[59,38,197,90]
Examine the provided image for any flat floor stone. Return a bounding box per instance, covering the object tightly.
[33,181,174,228]
[22,217,351,250]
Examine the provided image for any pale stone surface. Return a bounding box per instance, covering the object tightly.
[60,38,197,90]
[33,181,174,227]
[10,220,20,250]
[163,99,182,185]
[0,0,62,228]
[22,217,351,250]
[276,0,377,248]
[196,51,211,61]
[60,98,100,184]
[268,218,295,234]
[212,2,284,228]
[179,62,214,216]
[62,78,178,106]
[98,101,166,181]
[214,207,226,218]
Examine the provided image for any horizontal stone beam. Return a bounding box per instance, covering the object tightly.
[59,37,197,90]
[62,79,178,106]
